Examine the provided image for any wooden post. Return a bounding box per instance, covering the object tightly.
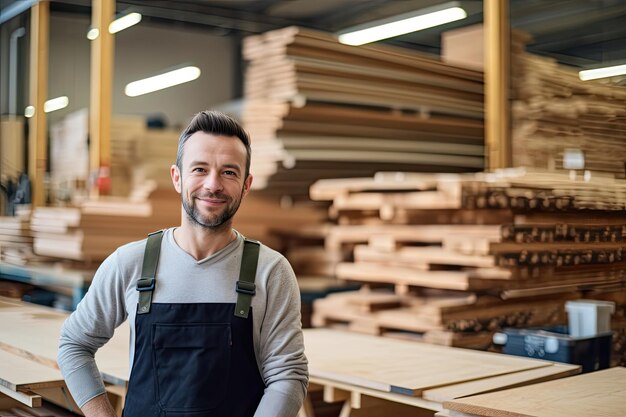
[28,0,49,207]
[484,0,511,169]
[89,0,115,183]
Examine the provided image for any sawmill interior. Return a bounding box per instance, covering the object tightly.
[1,1,625,416]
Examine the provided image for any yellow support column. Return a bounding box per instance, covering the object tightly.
[89,0,114,189]
[28,0,49,207]
[484,0,511,169]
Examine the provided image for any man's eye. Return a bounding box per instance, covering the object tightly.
[224,170,237,176]
[192,167,206,173]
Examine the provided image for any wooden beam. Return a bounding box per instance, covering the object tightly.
[89,0,115,180]
[484,0,511,169]
[28,0,49,207]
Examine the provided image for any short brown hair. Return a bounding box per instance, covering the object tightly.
[176,110,251,178]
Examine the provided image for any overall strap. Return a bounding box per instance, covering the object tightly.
[234,239,260,318]
[137,230,164,315]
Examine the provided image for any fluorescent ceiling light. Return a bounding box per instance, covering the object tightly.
[87,27,99,40]
[24,96,69,117]
[44,96,69,113]
[109,12,142,34]
[338,5,467,46]
[579,64,626,81]
[24,105,35,118]
[87,12,141,40]
[125,66,201,97]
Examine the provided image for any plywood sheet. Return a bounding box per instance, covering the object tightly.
[444,367,626,417]
[0,350,63,394]
[304,328,553,396]
[422,363,580,402]
[0,298,130,385]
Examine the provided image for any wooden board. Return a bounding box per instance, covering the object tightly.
[0,298,130,386]
[304,328,553,396]
[0,350,63,392]
[422,363,580,403]
[444,366,626,417]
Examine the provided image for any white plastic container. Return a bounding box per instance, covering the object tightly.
[565,299,615,337]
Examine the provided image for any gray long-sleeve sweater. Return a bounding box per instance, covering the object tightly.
[57,228,308,417]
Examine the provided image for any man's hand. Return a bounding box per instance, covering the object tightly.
[81,392,118,417]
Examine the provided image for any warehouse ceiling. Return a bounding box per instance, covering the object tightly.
[3,0,626,69]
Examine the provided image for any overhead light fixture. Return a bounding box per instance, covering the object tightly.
[44,96,69,113]
[87,12,142,40]
[579,64,626,81]
[125,66,201,97]
[24,96,70,117]
[24,105,35,118]
[109,12,142,34]
[87,27,99,40]
[338,2,467,46]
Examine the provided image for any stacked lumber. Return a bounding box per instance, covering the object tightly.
[132,128,179,189]
[242,26,485,198]
[0,213,54,266]
[30,188,180,263]
[233,191,328,251]
[49,110,181,199]
[0,216,32,260]
[511,37,626,176]
[110,118,180,196]
[109,116,145,197]
[309,169,626,360]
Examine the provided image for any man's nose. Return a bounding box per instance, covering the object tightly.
[202,171,224,192]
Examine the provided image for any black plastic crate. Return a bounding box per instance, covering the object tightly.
[496,325,612,373]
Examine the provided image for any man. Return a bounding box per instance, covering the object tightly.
[58,111,309,417]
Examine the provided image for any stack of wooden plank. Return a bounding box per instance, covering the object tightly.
[0,215,32,263]
[30,188,180,263]
[308,169,626,362]
[0,213,55,266]
[49,111,181,199]
[511,37,626,176]
[109,118,180,196]
[242,26,485,198]
[109,116,145,197]
[233,191,328,251]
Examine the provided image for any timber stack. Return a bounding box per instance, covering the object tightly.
[511,33,626,176]
[242,26,485,199]
[29,187,180,264]
[309,169,626,365]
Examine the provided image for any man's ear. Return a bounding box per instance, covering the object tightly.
[242,174,253,198]
[171,165,182,193]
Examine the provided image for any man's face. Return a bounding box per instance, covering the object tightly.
[171,132,252,230]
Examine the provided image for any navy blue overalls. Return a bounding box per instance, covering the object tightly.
[122,231,266,417]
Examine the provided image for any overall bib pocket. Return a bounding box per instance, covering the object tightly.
[152,323,232,412]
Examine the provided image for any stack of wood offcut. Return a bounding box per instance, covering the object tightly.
[0,210,57,266]
[30,188,180,263]
[242,26,485,199]
[110,117,179,196]
[0,214,32,263]
[511,34,626,176]
[233,191,328,251]
[309,169,626,365]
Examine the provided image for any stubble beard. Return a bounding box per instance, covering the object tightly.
[181,185,245,231]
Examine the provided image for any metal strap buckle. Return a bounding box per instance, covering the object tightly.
[235,281,256,296]
[137,278,155,292]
